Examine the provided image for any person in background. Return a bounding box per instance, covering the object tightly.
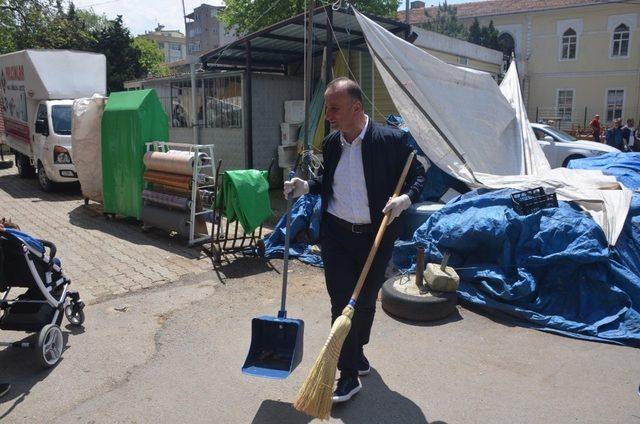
[606,119,624,150]
[622,119,635,152]
[589,114,602,143]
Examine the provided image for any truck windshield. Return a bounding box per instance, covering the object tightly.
[51,105,72,135]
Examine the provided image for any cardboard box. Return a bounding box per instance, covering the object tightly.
[284,100,304,124]
[281,122,301,145]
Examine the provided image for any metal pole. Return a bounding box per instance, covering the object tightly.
[245,41,253,169]
[324,7,333,137]
[405,0,410,25]
[302,0,315,177]
[182,0,198,145]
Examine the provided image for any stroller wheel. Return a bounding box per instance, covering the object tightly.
[37,324,64,368]
[65,304,85,326]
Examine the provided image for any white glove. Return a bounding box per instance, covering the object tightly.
[382,194,411,224]
[283,177,309,199]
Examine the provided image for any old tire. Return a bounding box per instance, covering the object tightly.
[381,274,457,322]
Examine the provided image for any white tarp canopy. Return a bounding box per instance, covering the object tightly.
[353,9,631,245]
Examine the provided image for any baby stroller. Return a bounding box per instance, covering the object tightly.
[0,228,85,367]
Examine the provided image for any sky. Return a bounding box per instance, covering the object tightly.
[72,0,483,36]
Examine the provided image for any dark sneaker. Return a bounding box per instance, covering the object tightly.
[358,354,370,376]
[0,383,10,398]
[332,374,361,403]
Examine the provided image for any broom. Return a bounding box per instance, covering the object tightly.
[293,151,416,419]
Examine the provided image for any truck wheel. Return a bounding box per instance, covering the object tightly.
[15,153,35,178]
[0,159,12,170]
[37,162,55,192]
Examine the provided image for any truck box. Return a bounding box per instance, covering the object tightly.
[0,49,106,191]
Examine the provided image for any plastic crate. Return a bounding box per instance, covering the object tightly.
[511,187,558,215]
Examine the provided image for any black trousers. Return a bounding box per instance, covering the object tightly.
[320,214,396,377]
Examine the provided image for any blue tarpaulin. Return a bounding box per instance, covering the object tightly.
[263,194,323,267]
[568,152,640,190]
[264,150,640,346]
[394,152,640,346]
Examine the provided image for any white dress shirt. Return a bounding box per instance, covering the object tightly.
[327,115,371,224]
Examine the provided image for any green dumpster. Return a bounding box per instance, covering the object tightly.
[101,89,169,220]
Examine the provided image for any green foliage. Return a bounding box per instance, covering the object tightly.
[0,1,167,92]
[419,1,468,40]
[420,4,501,51]
[133,37,169,78]
[220,0,400,36]
[95,15,142,92]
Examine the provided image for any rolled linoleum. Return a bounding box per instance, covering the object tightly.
[143,150,210,176]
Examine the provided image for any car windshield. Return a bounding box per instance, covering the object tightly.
[544,126,577,142]
[51,105,72,135]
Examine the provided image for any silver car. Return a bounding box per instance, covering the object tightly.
[531,123,620,168]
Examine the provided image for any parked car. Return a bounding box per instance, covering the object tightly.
[531,123,619,168]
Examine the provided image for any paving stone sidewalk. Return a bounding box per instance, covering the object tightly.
[0,157,217,303]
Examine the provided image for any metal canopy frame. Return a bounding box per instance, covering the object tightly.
[199,5,410,71]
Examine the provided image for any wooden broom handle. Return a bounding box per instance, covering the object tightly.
[349,151,416,304]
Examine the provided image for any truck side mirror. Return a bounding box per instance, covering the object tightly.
[35,119,49,136]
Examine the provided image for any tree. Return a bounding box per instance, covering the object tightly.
[420,4,501,51]
[468,18,481,45]
[419,1,468,40]
[0,1,164,91]
[133,37,169,78]
[1,0,52,52]
[75,8,110,33]
[42,1,96,51]
[478,20,499,50]
[0,0,100,53]
[95,15,142,92]
[220,0,400,36]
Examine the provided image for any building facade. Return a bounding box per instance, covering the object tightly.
[139,25,187,63]
[402,0,640,129]
[186,4,237,55]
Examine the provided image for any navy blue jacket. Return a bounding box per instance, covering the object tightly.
[606,127,623,149]
[309,120,426,237]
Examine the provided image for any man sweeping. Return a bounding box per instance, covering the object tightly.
[284,77,425,403]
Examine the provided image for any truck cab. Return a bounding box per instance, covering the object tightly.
[27,100,76,190]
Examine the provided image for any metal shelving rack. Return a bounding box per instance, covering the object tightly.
[144,141,215,246]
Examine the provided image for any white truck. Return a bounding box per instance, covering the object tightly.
[0,50,106,191]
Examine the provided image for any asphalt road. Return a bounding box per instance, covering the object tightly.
[1,258,638,424]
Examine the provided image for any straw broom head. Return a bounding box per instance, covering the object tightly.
[293,305,355,420]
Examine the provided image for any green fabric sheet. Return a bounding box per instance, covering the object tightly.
[222,170,271,233]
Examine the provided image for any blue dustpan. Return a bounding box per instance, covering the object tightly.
[242,193,304,379]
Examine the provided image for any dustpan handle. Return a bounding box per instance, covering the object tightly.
[279,188,294,319]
